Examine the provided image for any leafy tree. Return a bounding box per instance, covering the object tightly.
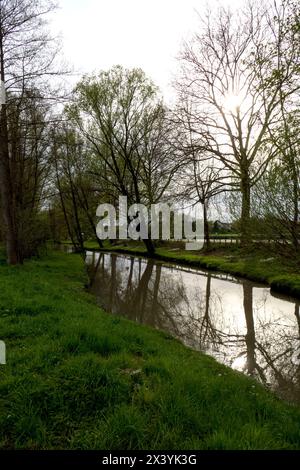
[67,66,178,254]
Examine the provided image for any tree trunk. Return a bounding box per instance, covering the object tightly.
[96,236,103,249]
[77,185,103,249]
[240,176,251,246]
[0,24,19,264]
[143,238,155,256]
[203,200,210,250]
[0,114,19,264]
[291,162,299,252]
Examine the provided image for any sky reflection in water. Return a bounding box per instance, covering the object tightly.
[86,251,300,404]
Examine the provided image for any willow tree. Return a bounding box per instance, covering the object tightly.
[177,1,300,244]
[68,66,178,255]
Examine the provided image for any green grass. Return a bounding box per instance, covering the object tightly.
[1,249,300,450]
[82,241,300,299]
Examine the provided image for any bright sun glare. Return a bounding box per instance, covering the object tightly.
[222,93,243,112]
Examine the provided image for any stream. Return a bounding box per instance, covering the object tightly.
[85,250,300,404]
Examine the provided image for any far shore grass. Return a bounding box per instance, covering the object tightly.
[1,248,300,449]
[81,240,300,299]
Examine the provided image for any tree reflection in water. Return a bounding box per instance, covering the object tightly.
[86,251,300,403]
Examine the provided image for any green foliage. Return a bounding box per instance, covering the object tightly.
[67,66,176,208]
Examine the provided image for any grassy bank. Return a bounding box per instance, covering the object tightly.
[1,250,300,450]
[83,241,300,299]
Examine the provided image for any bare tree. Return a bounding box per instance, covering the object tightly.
[0,0,62,263]
[176,1,300,244]
[8,89,52,258]
[173,99,230,248]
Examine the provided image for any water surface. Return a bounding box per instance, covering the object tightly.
[86,251,300,403]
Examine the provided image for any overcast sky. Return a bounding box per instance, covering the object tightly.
[51,0,247,101]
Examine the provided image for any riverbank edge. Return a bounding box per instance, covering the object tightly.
[1,249,300,449]
[80,243,300,300]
